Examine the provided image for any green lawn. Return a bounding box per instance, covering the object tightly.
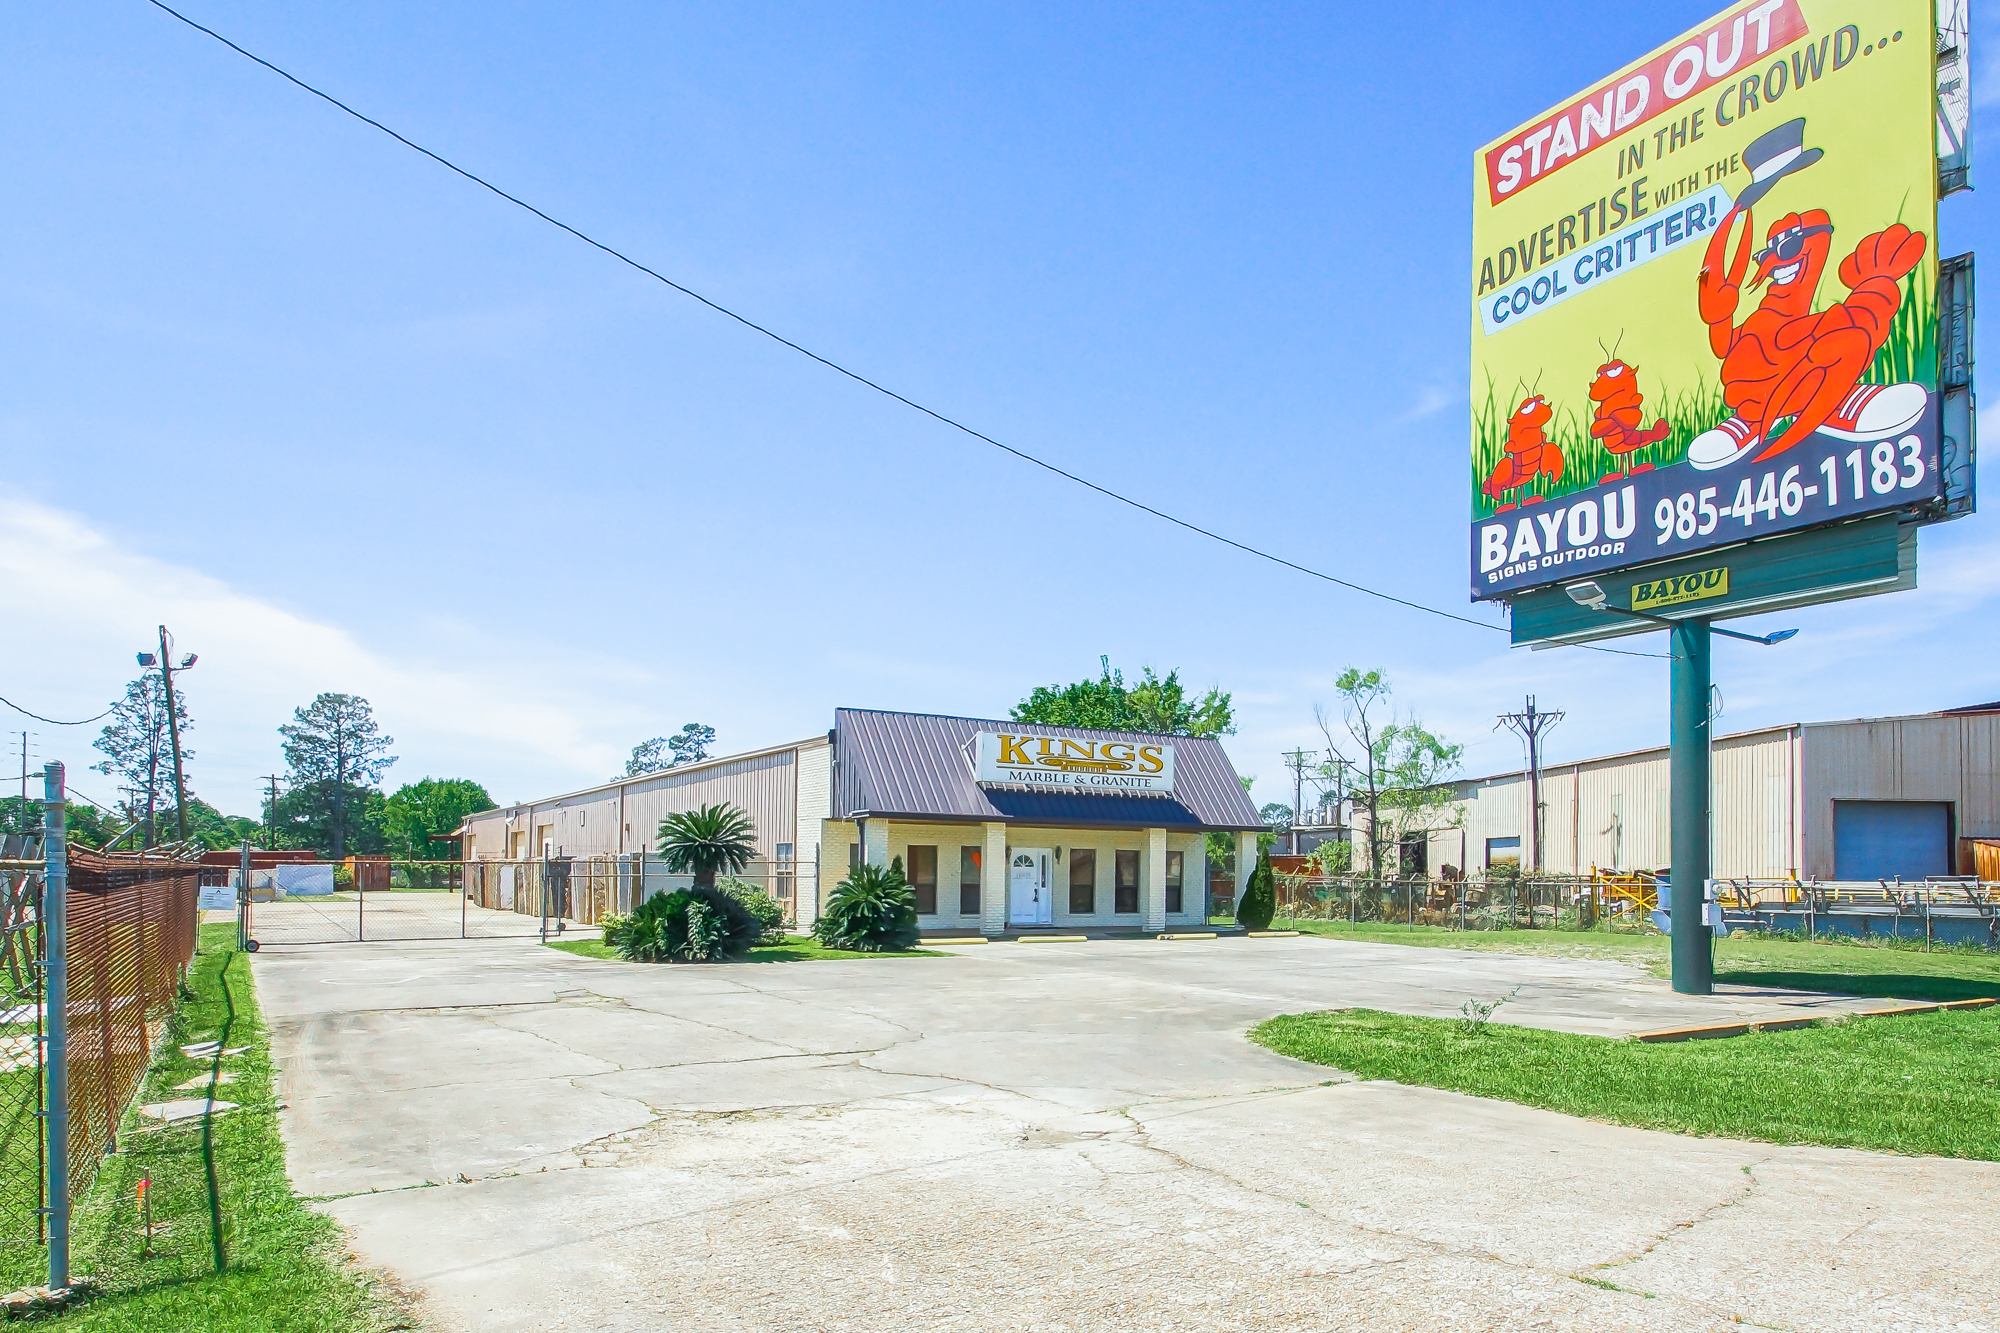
[47,924,394,1330]
[1252,1005,2000,1160]
[546,933,952,964]
[1273,918,2000,1002]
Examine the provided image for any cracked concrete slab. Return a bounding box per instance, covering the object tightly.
[253,934,2000,1331]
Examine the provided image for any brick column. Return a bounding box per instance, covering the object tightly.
[862,819,891,869]
[1142,827,1168,933]
[1237,830,1260,919]
[981,822,1008,936]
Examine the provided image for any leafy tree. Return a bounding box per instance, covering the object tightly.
[0,798,124,846]
[92,674,191,847]
[625,723,717,776]
[270,782,387,855]
[1308,839,1354,875]
[667,723,715,766]
[382,778,496,860]
[1237,849,1277,930]
[1013,657,1233,737]
[180,799,262,851]
[1315,669,1464,879]
[655,802,757,888]
[813,859,919,952]
[1260,802,1294,832]
[278,694,396,858]
[625,737,670,776]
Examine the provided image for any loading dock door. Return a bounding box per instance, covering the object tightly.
[1833,802,1953,881]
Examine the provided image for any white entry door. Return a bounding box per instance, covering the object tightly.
[1009,848,1053,926]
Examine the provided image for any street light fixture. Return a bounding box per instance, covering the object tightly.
[1562,580,1798,647]
[138,627,196,844]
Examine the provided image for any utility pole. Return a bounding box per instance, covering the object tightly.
[156,627,190,843]
[262,775,284,850]
[1281,748,1315,854]
[1497,696,1564,874]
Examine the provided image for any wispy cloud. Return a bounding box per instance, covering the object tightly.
[0,493,665,814]
[1394,385,1459,425]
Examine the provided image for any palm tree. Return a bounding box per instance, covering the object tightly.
[655,803,758,887]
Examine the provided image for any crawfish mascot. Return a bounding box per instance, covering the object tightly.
[1689,118,1928,471]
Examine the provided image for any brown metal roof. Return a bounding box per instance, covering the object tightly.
[833,708,1265,832]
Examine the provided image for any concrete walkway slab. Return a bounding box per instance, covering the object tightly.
[250,934,2000,1331]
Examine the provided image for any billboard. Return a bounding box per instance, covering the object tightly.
[973,731,1175,796]
[1470,0,1942,599]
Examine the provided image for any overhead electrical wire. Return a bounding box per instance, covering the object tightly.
[144,0,1670,661]
[0,695,116,727]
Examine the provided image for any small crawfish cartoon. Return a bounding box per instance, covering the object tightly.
[1588,337,1670,483]
[1689,118,1929,471]
[1483,386,1564,511]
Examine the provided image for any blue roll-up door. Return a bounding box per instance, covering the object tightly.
[1833,802,1952,881]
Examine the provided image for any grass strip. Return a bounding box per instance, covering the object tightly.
[48,923,395,1331]
[1271,919,2000,1001]
[546,933,950,964]
[1252,1005,2000,1160]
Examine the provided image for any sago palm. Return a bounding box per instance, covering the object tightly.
[655,803,758,887]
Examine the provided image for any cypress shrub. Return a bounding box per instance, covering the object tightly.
[1238,848,1277,930]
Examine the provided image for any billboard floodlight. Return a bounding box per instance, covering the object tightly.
[1564,581,1607,611]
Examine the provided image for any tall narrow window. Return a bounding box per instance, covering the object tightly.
[1067,848,1096,915]
[1165,850,1184,913]
[1114,850,1139,914]
[774,842,795,904]
[959,847,981,916]
[908,845,938,915]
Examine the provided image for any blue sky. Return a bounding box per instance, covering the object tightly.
[3,1,1994,818]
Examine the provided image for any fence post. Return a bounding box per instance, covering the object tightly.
[41,762,69,1291]
[238,841,252,953]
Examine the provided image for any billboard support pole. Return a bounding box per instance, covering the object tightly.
[1670,620,1713,995]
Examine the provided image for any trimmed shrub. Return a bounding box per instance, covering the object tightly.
[1238,849,1277,930]
[606,885,763,962]
[718,877,787,943]
[683,898,729,961]
[813,859,919,952]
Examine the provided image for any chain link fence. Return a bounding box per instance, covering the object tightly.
[0,776,202,1298]
[0,835,47,1294]
[1268,868,2000,946]
[465,854,814,931]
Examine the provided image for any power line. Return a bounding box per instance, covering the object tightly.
[0,695,116,727]
[143,0,1670,660]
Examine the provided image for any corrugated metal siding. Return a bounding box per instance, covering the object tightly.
[1445,727,1792,878]
[622,749,797,859]
[833,708,1264,831]
[459,741,814,863]
[1800,711,2000,878]
[1712,730,1794,878]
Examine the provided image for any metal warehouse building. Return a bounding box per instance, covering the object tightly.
[1429,703,2000,883]
[458,708,1265,932]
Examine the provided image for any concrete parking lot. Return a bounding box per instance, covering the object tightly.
[256,934,2000,1332]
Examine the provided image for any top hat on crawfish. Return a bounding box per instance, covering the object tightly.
[1687,117,1930,472]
